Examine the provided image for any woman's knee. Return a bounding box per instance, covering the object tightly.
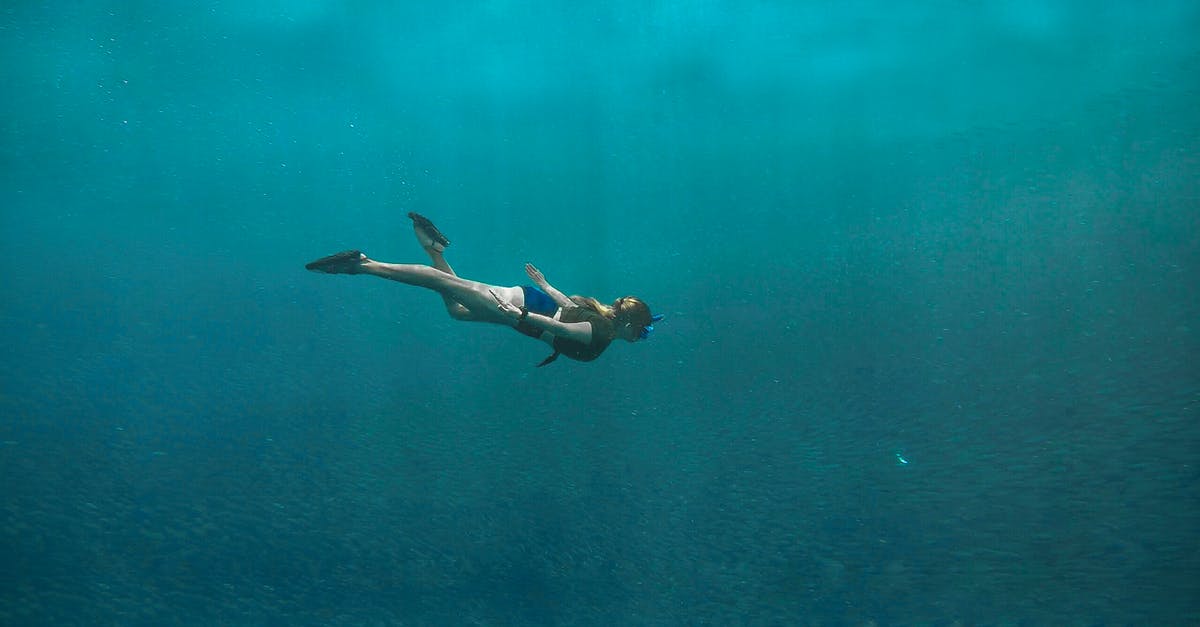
[446,305,474,321]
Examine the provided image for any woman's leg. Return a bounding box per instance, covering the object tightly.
[359,259,523,325]
[307,215,527,324]
[411,218,473,319]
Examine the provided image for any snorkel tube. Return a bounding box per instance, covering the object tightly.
[639,313,666,340]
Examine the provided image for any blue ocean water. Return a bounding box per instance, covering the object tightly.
[2,2,1197,624]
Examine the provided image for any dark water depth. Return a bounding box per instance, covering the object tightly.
[1,2,1197,625]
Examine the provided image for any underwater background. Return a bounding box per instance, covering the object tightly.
[2,1,1197,624]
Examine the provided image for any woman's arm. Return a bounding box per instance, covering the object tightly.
[520,311,592,343]
[491,289,591,343]
[525,263,576,308]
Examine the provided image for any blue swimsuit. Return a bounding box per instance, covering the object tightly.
[515,286,558,338]
[522,286,558,316]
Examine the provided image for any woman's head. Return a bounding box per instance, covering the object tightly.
[611,296,655,342]
[573,295,661,342]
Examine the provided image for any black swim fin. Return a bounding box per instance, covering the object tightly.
[408,212,450,248]
[305,250,364,274]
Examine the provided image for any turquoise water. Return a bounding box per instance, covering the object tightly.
[2,2,1198,624]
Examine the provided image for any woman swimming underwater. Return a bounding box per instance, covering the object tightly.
[305,213,662,366]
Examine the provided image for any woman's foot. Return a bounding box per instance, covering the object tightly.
[409,212,450,253]
[305,250,366,274]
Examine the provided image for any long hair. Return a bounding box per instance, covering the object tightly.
[571,295,653,328]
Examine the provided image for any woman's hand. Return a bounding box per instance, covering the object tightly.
[525,263,548,288]
[525,263,576,309]
[489,289,522,318]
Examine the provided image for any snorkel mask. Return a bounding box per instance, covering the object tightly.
[639,314,666,340]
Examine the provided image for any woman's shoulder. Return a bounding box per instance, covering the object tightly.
[560,304,612,328]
